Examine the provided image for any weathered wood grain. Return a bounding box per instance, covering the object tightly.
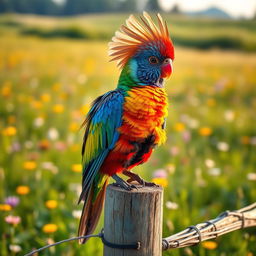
[103,184,163,256]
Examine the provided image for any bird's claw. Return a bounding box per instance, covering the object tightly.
[125,171,159,187]
[143,181,159,187]
[112,174,136,191]
[113,182,137,191]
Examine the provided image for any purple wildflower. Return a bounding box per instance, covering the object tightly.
[5,196,20,207]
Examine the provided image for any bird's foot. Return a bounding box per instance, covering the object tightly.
[112,174,137,191]
[123,170,159,187]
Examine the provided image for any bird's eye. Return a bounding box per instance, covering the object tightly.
[164,58,170,64]
[149,56,159,64]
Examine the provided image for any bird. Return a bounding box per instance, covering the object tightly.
[78,12,174,244]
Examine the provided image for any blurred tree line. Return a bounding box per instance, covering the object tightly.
[0,0,161,15]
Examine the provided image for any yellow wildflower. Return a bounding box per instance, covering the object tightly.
[0,204,12,211]
[23,161,37,171]
[40,93,51,102]
[45,200,58,209]
[199,127,212,136]
[31,100,42,109]
[202,241,218,250]
[16,186,30,195]
[174,122,185,132]
[42,223,58,233]
[2,126,17,136]
[38,139,50,150]
[80,104,90,115]
[207,98,216,107]
[53,104,64,113]
[71,164,82,173]
[151,177,168,188]
[69,122,79,132]
[1,82,12,97]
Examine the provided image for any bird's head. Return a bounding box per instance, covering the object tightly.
[109,12,174,88]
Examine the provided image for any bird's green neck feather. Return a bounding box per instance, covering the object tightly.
[117,60,139,91]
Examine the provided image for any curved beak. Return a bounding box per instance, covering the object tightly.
[161,59,173,79]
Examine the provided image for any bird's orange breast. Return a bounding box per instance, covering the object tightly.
[117,86,168,148]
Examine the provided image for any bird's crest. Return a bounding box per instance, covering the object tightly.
[109,12,174,69]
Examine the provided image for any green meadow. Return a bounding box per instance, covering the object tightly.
[0,14,256,256]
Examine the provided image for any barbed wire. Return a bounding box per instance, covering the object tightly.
[162,202,256,250]
[23,203,256,255]
[23,233,101,256]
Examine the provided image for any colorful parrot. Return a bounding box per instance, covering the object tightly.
[78,12,174,243]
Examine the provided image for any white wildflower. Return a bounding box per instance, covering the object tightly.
[224,110,235,122]
[205,159,215,168]
[217,142,229,152]
[34,117,44,127]
[165,201,179,210]
[208,168,221,176]
[72,210,82,219]
[9,245,21,253]
[47,128,59,140]
[247,173,256,181]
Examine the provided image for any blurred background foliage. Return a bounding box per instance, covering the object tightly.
[1,0,161,15]
[0,0,256,255]
[0,14,256,52]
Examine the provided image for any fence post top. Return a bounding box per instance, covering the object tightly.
[107,184,163,193]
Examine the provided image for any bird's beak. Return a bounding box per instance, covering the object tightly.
[161,59,173,79]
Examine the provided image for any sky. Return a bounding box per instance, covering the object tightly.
[158,0,256,18]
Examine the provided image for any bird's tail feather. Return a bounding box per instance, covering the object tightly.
[78,178,109,244]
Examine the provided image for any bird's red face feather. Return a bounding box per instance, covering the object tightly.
[159,39,174,78]
[161,61,172,78]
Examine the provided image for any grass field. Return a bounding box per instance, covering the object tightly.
[0,14,256,256]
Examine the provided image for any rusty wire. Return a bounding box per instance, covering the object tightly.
[24,203,256,255]
[162,202,256,250]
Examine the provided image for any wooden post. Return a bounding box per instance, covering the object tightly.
[103,184,163,256]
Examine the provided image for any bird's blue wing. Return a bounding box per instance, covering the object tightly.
[78,90,123,203]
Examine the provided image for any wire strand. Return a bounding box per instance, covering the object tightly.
[23,233,101,256]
